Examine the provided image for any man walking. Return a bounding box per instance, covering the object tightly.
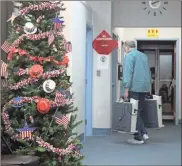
[122,40,151,144]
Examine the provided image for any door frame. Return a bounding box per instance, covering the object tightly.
[135,38,180,125]
[85,23,93,137]
[111,33,119,130]
[112,33,119,103]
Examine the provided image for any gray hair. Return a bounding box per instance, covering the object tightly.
[124,40,136,48]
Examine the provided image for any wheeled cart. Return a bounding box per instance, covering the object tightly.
[143,95,164,128]
[112,98,138,133]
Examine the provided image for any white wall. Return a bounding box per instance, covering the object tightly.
[115,27,181,119]
[71,1,87,136]
[87,1,112,129]
[63,1,86,136]
[63,1,94,136]
[64,1,113,131]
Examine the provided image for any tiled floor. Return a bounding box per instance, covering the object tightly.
[82,123,181,165]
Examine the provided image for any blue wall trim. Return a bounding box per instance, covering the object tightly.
[85,24,93,137]
[135,38,180,125]
[93,128,111,136]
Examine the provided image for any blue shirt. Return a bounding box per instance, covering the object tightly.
[122,48,151,93]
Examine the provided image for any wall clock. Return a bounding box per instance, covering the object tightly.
[142,0,168,16]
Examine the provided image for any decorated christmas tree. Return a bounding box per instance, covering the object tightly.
[1,1,84,165]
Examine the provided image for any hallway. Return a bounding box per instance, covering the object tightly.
[83,123,181,165]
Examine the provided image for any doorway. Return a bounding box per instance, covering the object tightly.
[85,24,93,137]
[136,39,179,125]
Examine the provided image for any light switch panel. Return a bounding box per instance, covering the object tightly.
[97,70,101,76]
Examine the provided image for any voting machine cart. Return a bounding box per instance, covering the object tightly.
[112,98,138,133]
[143,95,164,128]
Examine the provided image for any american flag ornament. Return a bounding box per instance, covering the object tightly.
[53,112,71,129]
[1,60,8,78]
[16,121,36,139]
[1,41,10,53]
[51,17,64,31]
[59,88,65,95]
[63,39,72,53]
[65,88,74,101]
[48,30,55,46]
[55,90,66,106]
[65,41,72,53]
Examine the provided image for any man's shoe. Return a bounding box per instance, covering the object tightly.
[143,134,149,140]
[127,139,144,145]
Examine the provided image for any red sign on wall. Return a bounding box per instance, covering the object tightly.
[92,30,118,55]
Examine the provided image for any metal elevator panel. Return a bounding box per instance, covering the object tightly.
[159,51,174,117]
[137,41,176,120]
[143,50,158,95]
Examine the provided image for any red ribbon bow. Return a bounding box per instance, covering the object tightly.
[8,48,69,66]
[8,48,27,60]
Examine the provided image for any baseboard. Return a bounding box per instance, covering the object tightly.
[93,128,111,136]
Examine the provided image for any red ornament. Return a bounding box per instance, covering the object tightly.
[60,56,69,66]
[37,98,50,114]
[29,64,43,78]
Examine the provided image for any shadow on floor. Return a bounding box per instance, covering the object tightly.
[82,122,181,165]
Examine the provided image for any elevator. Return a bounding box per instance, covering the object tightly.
[137,40,176,121]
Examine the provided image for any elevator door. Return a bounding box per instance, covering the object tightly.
[159,51,174,119]
[143,50,174,119]
[143,50,158,94]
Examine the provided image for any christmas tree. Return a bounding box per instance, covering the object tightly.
[1,1,84,165]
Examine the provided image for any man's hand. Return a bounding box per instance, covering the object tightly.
[124,88,129,101]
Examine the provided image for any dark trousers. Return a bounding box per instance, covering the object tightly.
[129,91,148,141]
